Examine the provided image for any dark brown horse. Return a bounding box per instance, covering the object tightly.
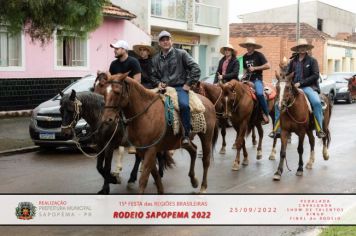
[220,80,275,170]
[273,68,332,181]
[101,73,218,193]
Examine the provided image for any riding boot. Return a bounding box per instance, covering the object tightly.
[316,130,326,138]
[181,136,190,148]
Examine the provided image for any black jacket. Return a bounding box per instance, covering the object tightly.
[139,58,155,89]
[214,56,239,83]
[288,54,320,93]
[151,48,201,87]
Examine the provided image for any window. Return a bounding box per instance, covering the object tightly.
[317,18,323,31]
[56,30,87,67]
[0,26,22,67]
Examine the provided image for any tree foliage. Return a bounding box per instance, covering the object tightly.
[0,0,109,44]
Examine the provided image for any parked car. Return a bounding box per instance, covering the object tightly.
[319,73,336,103]
[327,72,356,104]
[29,74,96,149]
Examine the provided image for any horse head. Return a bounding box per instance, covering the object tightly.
[101,72,130,124]
[59,89,82,137]
[275,69,296,112]
[219,80,240,114]
[94,71,111,95]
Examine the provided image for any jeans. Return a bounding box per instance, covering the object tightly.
[253,79,269,115]
[273,86,323,133]
[175,87,191,137]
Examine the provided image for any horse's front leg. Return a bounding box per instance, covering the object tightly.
[138,148,162,194]
[256,123,264,160]
[273,130,289,181]
[305,130,315,169]
[127,153,142,189]
[219,118,227,154]
[111,146,124,184]
[296,133,306,176]
[232,124,247,171]
[98,146,117,194]
[269,137,278,160]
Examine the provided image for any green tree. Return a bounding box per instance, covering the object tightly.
[0,0,109,44]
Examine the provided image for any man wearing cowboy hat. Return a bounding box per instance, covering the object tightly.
[109,40,141,82]
[240,37,271,124]
[269,38,326,139]
[214,43,239,84]
[151,30,201,147]
[133,42,156,89]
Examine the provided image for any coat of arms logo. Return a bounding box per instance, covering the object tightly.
[15,202,36,220]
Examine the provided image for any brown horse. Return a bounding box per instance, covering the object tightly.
[191,81,231,154]
[220,80,275,171]
[101,73,218,194]
[273,69,332,181]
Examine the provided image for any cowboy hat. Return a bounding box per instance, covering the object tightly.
[291,38,314,52]
[220,43,236,55]
[239,38,262,49]
[133,43,156,56]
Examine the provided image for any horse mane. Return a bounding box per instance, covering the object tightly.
[108,74,158,101]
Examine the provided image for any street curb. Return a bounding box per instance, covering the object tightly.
[0,109,32,118]
[0,146,40,157]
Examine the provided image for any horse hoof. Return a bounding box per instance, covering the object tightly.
[232,163,241,171]
[269,155,276,160]
[242,160,249,166]
[232,144,237,149]
[252,141,257,146]
[305,163,313,169]
[296,171,303,176]
[219,148,226,154]
[323,155,330,161]
[191,177,199,188]
[98,189,109,195]
[127,182,135,189]
[256,155,262,160]
[273,175,281,181]
[199,188,207,194]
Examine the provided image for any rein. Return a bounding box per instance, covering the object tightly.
[60,99,82,129]
[282,94,308,124]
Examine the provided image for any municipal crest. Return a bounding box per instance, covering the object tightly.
[15,202,36,220]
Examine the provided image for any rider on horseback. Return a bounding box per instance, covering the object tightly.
[239,38,271,124]
[151,30,201,147]
[214,44,240,84]
[269,38,326,139]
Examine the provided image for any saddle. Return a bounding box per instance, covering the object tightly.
[152,87,207,135]
[243,81,277,101]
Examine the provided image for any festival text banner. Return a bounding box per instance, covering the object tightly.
[2,195,356,225]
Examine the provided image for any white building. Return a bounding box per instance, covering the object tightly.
[112,0,229,77]
[239,0,356,37]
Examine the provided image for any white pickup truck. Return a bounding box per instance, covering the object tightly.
[319,74,336,102]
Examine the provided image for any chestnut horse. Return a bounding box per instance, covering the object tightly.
[273,69,332,181]
[101,73,218,194]
[191,81,230,154]
[220,80,275,171]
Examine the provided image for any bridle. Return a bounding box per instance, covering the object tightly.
[60,98,82,129]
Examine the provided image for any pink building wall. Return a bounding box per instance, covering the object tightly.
[0,19,150,79]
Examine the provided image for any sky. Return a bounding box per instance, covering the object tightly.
[229,0,356,22]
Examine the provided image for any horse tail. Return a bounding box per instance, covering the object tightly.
[325,97,333,148]
[159,150,175,171]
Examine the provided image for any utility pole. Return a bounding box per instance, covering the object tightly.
[296,0,300,41]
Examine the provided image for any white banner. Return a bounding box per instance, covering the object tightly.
[1,195,356,225]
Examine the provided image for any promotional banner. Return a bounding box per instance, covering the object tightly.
[1,195,356,225]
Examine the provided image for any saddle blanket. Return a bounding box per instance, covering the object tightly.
[153,87,207,135]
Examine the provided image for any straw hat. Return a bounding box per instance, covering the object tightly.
[239,38,262,49]
[133,43,156,56]
[220,43,236,55]
[291,38,314,52]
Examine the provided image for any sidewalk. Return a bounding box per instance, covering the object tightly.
[0,110,37,154]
